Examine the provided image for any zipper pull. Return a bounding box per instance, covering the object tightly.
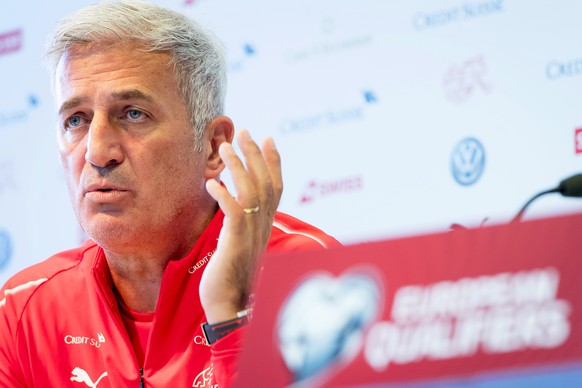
[139,368,144,388]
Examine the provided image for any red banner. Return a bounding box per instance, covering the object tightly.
[236,212,582,387]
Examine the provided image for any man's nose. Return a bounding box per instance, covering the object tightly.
[85,114,124,168]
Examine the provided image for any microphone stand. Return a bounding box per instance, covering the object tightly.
[511,188,560,224]
[450,173,582,230]
[511,173,582,224]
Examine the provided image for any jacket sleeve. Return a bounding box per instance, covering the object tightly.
[209,327,246,388]
[0,282,29,387]
[269,212,342,253]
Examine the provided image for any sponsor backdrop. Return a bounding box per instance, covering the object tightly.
[1,0,582,285]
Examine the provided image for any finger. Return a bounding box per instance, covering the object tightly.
[262,136,283,204]
[205,179,239,216]
[218,141,259,209]
[237,129,275,206]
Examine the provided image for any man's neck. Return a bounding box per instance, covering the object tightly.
[106,253,168,313]
[102,205,218,313]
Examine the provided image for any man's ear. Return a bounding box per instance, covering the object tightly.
[204,115,234,179]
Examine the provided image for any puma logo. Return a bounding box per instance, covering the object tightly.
[70,367,108,387]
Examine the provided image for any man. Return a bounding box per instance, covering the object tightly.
[0,1,339,386]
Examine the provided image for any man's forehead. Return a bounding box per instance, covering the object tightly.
[61,41,144,60]
[55,42,171,80]
[54,43,172,107]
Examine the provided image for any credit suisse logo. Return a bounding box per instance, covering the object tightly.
[300,175,363,205]
[413,0,503,31]
[0,29,23,57]
[228,43,257,73]
[280,90,378,134]
[0,229,13,271]
[546,59,582,80]
[575,128,582,154]
[443,56,491,104]
[451,137,485,186]
[287,17,372,62]
[0,94,40,128]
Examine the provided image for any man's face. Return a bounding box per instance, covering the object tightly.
[55,43,213,251]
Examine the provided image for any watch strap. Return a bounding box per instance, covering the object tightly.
[201,310,251,345]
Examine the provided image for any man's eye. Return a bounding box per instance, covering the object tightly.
[127,109,143,120]
[66,116,83,128]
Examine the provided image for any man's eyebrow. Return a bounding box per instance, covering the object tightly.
[58,90,153,115]
[58,97,85,115]
[110,89,154,102]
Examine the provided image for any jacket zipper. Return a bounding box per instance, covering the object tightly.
[93,256,145,387]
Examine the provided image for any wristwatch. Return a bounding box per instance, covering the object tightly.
[201,308,252,345]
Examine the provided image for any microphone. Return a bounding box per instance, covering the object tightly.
[511,173,582,223]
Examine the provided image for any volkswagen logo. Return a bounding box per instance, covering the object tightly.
[451,137,485,186]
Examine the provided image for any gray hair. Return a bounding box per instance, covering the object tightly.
[44,0,227,151]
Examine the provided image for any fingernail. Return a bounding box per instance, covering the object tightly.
[220,142,234,156]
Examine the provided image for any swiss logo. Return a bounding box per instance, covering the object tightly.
[575,128,582,154]
[0,29,23,56]
[300,175,363,204]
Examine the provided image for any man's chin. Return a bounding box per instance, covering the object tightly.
[82,218,135,248]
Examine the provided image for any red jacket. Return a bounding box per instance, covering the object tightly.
[0,210,339,387]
